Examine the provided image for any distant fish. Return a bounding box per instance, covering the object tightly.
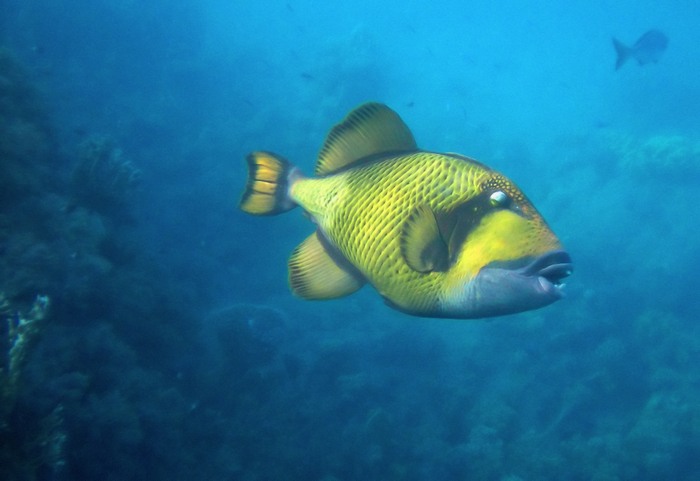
[613,29,668,70]
[239,103,572,319]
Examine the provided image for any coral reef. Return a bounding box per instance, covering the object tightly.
[608,131,700,179]
[0,47,53,202]
[0,293,65,480]
[0,46,117,480]
[1,293,50,402]
[71,136,142,216]
[0,49,116,307]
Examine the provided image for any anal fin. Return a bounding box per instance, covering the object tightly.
[288,232,365,299]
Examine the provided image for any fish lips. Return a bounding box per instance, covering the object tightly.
[465,250,573,317]
[517,249,573,295]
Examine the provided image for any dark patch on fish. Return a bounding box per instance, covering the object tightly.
[613,29,668,70]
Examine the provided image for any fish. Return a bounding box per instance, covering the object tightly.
[239,103,572,319]
[613,29,668,70]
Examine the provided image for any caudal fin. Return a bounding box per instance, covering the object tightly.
[612,38,631,70]
[240,151,299,215]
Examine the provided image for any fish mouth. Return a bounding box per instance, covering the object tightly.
[516,250,573,297]
[444,250,573,318]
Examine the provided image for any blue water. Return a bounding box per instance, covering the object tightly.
[1,1,699,480]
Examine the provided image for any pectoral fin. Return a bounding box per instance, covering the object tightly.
[400,205,450,273]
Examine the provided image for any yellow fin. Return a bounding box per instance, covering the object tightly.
[240,151,298,216]
[315,102,418,176]
[288,232,365,299]
[401,205,449,273]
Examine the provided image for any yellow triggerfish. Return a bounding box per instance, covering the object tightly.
[240,102,572,318]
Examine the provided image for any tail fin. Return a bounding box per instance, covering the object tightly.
[240,151,299,215]
[612,38,631,70]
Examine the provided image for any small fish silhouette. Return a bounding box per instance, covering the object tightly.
[613,29,668,70]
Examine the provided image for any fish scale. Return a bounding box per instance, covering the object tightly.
[292,152,491,309]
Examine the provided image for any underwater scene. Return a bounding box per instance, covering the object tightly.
[1,1,699,480]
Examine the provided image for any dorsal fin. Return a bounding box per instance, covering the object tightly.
[315,102,418,176]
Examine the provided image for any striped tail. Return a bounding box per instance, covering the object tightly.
[240,151,299,215]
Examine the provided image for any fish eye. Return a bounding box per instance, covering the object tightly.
[489,191,509,207]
